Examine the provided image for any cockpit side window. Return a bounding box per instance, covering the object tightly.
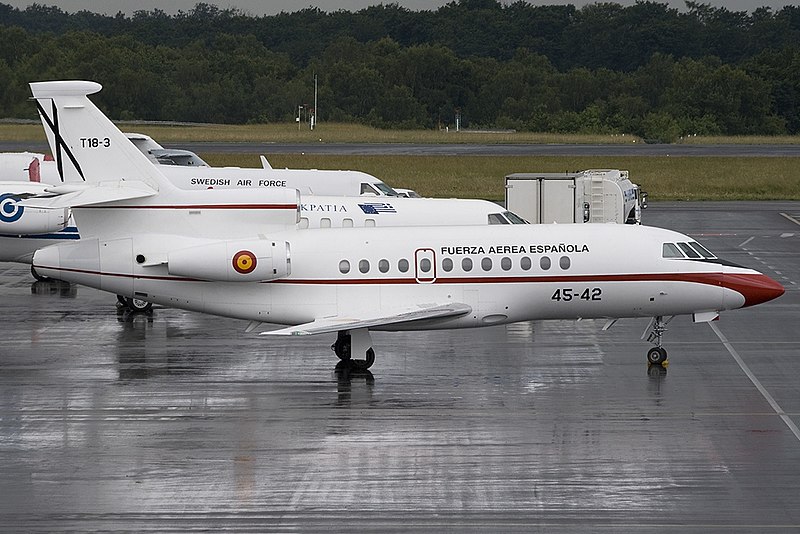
[360,183,380,195]
[662,243,684,258]
[488,213,510,225]
[689,241,716,259]
[677,242,701,259]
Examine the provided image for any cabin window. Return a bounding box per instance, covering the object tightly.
[677,242,701,259]
[481,257,493,271]
[559,256,571,270]
[378,259,390,273]
[442,258,453,272]
[689,241,715,258]
[488,213,510,225]
[462,258,473,272]
[342,218,354,228]
[339,260,350,274]
[662,243,683,258]
[298,217,309,229]
[365,219,376,227]
[540,257,551,270]
[320,218,331,228]
[520,257,532,270]
[420,258,432,273]
[359,259,370,273]
[501,257,512,271]
[398,259,410,273]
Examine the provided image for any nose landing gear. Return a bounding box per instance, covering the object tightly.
[644,315,672,367]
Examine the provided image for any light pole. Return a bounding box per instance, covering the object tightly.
[312,74,318,130]
[297,105,304,131]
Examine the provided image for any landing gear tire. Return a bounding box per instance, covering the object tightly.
[644,315,671,367]
[647,347,668,366]
[124,296,153,313]
[351,348,375,371]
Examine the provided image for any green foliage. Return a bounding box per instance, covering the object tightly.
[1,1,800,136]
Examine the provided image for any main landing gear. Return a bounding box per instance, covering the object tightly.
[644,315,673,367]
[332,328,375,371]
[116,294,153,313]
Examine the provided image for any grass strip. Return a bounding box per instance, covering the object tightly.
[204,154,800,202]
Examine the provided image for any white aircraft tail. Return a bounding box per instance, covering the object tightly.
[30,80,176,193]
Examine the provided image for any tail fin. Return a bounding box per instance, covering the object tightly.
[30,80,175,193]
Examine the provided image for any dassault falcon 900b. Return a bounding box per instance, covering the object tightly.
[26,81,784,370]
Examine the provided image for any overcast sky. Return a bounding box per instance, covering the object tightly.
[3,0,795,15]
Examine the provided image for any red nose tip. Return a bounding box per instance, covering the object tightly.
[724,273,785,308]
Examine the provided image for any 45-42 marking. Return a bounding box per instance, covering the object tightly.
[551,287,602,302]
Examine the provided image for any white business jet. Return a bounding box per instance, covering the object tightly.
[26,81,784,371]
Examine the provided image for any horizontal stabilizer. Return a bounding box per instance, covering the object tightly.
[260,302,472,336]
[0,181,51,196]
[20,180,156,208]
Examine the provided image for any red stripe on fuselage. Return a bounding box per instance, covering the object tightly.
[273,273,728,286]
[35,265,202,282]
[79,204,298,210]
[35,266,732,286]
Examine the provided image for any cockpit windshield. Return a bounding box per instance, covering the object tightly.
[503,211,528,224]
[662,241,717,260]
[372,182,400,196]
[488,213,510,224]
[488,211,529,225]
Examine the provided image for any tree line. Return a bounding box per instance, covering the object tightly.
[1,1,799,140]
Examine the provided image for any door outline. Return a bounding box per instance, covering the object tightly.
[415,248,436,283]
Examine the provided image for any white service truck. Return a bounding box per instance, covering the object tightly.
[504,169,646,224]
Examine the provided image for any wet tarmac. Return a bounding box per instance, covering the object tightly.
[1,201,799,532]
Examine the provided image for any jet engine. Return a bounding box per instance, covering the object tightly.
[167,239,290,282]
[0,193,70,235]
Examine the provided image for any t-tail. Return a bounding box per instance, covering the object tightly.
[30,80,176,194]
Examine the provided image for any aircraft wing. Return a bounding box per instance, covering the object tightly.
[260,302,472,336]
[20,180,156,208]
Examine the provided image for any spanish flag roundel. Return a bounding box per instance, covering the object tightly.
[232,250,257,274]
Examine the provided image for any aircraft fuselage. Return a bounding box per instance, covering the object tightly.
[31,223,781,330]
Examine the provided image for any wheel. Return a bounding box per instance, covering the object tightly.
[350,348,375,371]
[646,347,667,365]
[125,297,153,313]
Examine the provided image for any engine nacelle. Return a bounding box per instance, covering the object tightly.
[0,193,69,235]
[167,239,290,282]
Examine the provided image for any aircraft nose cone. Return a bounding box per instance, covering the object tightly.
[724,273,785,308]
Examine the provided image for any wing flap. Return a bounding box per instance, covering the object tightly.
[260,302,471,336]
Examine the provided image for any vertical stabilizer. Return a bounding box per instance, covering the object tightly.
[30,80,175,192]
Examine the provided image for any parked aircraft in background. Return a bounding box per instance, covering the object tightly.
[124,133,209,166]
[1,136,402,198]
[23,81,785,371]
[2,82,517,307]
